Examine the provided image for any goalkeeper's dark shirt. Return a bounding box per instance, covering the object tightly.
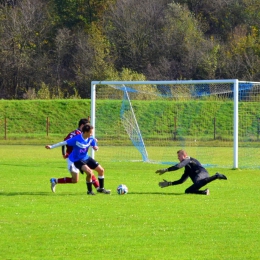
[167,157,209,184]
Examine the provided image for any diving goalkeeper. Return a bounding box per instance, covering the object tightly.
[155,150,227,195]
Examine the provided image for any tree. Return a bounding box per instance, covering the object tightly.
[73,23,114,97]
[159,2,207,79]
[103,0,171,73]
[103,0,216,80]
[177,0,248,40]
[219,25,260,80]
[0,0,52,98]
[49,0,115,29]
[51,28,76,98]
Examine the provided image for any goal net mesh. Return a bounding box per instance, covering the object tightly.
[94,81,260,169]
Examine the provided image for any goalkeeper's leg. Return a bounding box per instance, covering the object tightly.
[185,183,209,195]
[184,173,227,195]
[196,172,227,187]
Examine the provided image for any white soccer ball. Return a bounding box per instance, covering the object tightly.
[117,184,128,195]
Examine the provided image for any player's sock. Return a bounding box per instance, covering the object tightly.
[92,175,99,189]
[98,176,104,189]
[86,182,93,192]
[57,177,73,183]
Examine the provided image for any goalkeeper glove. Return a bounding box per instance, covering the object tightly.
[159,179,172,188]
[155,168,168,175]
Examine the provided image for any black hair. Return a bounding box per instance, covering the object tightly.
[78,118,89,128]
[82,124,93,133]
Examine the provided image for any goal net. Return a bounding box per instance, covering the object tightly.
[91,80,260,169]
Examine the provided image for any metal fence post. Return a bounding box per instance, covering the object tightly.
[4,117,7,140]
[46,117,49,136]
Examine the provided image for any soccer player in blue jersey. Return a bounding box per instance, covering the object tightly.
[155,149,227,195]
[48,118,100,193]
[45,124,110,195]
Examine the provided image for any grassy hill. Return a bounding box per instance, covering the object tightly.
[0,99,260,145]
[0,100,91,144]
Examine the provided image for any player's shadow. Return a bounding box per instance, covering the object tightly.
[129,192,184,195]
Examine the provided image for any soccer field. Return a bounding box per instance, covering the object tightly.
[0,145,259,260]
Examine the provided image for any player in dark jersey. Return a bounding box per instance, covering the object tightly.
[46,124,110,195]
[155,150,227,195]
[48,118,99,193]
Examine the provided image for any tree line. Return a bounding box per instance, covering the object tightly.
[0,0,260,99]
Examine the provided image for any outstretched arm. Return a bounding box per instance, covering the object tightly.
[168,158,190,171]
[45,141,67,150]
[156,158,191,175]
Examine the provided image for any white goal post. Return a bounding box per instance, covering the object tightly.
[90,79,260,169]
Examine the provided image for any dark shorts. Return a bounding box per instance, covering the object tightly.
[74,157,99,174]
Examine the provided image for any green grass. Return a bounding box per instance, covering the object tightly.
[1,145,259,259]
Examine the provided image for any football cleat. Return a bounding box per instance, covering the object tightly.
[87,191,95,195]
[215,172,227,180]
[50,178,57,193]
[97,188,111,194]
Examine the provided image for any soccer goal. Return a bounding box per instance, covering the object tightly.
[90,80,260,169]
